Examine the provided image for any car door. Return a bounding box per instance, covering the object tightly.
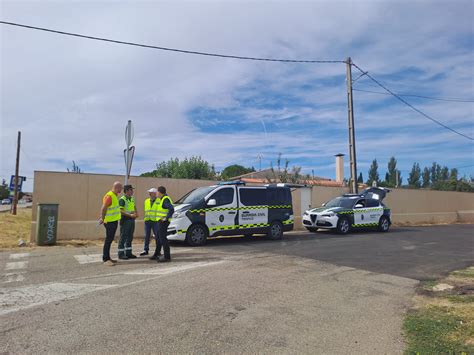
[366,199,383,224]
[205,187,237,235]
[352,198,367,226]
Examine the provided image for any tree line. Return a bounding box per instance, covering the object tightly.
[364,157,473,192]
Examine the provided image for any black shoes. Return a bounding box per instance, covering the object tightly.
[127,254,137,259]
[157,256,171,263]
[139,251,148,256]
[118,255,129,260]
[149,255,160,260]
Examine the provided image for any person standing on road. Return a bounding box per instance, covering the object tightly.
[99,181,122,266]
[141,188,160,257]
[118,185,138,260]
[151,186,174,262]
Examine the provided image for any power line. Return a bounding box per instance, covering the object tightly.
[353,88,474,103]
[351,62,474,141]
[0,21,344,64]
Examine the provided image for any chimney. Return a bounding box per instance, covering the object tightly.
[335,154,344,183]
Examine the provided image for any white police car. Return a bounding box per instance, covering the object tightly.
[302,187,391,234]
[168,182,294,246]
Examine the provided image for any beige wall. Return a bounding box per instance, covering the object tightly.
[31,171,474,241]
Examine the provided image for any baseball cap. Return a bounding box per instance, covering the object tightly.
[147,188,158,193]
[124,185,134,192]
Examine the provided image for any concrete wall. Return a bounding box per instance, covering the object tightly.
[31,171,474,241]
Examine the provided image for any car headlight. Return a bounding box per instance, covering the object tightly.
[322,212,335,217]
[172,211,186,219]
[304,211,309,216]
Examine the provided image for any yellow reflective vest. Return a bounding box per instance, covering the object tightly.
[144,198,160,222]
[119,196,136,214]
[156,195,173,221]
[103,191,121,223]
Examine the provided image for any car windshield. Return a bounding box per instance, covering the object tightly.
[175,186,216,205]
[324,197,356,209]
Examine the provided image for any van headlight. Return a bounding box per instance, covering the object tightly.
[172,211,186,219]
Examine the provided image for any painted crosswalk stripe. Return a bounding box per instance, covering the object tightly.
[74,254,103,264]
[5,261,28,270]
[2,272,26,284]
[124,260,227,275]
[0,282,115,316]
[9,253,30,259]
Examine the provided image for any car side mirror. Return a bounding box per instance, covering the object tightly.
[355,204,363,209]
[207,199,217,206]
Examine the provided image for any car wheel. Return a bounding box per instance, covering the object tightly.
[378,216,390,232]
[185,224,208,246]
[336,217,350,235]
[306,227,318,233]
[267,221,283,240]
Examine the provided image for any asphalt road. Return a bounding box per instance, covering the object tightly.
[0,224,472,354]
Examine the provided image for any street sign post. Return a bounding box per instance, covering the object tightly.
[124,120,134,185]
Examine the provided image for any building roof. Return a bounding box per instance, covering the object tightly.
[230,169,344,187]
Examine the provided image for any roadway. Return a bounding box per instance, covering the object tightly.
[1,225,473,354]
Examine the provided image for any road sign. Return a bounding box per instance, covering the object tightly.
[124,120,134,185]
[9,175,26,191]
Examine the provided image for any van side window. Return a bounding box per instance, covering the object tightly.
[366,199,380,208]
[267,188,291,205]
[239,188,268,206]
[209,188,234,206]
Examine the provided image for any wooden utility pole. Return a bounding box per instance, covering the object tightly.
[12,131,21,215]
[346,57,358,194]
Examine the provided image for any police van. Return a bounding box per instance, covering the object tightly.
[167,182,294,246]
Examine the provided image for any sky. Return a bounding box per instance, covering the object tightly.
[1,0,473,192]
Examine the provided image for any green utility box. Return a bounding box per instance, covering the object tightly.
[36,203,59,246]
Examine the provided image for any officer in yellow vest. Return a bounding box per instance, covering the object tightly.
[99,181,122,266]
[140,188,160,257]
[118,185,138,260]
[151,186,174,262]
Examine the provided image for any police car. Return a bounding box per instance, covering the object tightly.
[302,187,391,234]
[167,182,294,246]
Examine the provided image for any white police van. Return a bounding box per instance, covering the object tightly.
[168,182,294,246]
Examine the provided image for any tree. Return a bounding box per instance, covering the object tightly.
[140,156,217,180]
[422,167,431,188]
[366,159,379,186]
[67,161,82,173]
[0,179,9,200]
[430,162,441,184]
[449,168,458,181]
[385,157,400,187]
[221,164,255,180]
[357,172,363,184]
[440,166,449,181]
[408,162,422,188]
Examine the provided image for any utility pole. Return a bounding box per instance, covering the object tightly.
[346,57,358,194]
[12,131,21,215]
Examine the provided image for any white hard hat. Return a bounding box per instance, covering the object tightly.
[147,188,158,193]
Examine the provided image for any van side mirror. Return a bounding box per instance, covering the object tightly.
[322,202,326,207]
[355,204,364,209]
[207,199,217,206]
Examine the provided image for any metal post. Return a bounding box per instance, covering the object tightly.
[125,120,132,185]
[346,57,358,194]
[12,131,21,215]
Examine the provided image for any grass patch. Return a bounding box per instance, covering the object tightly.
[404,266,474,354]
[0,209,32,249]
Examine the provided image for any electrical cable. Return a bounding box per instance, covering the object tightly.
[0,21,344,64]
[351,62,474,141]
[353,88,474,103]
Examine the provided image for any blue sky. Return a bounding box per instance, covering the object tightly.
[1,0,473,191]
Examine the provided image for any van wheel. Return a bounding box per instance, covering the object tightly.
[378,216,390,232]
[185,224,208,246]
[336,217,350,235]
[267,221,283,240]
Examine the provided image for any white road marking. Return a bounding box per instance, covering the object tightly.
[0,282,115,316]
[74,254,103,264]
[5,261,28,270]
[2,272,26,284]
[124,260,227,275]
[9,253,30,259]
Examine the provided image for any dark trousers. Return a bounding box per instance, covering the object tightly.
[153,220,171,260]
[103,221,118,261]
[144,220,158,252]
[119,219,135,257]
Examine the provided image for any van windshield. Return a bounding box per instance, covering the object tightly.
[175,186,216,205]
